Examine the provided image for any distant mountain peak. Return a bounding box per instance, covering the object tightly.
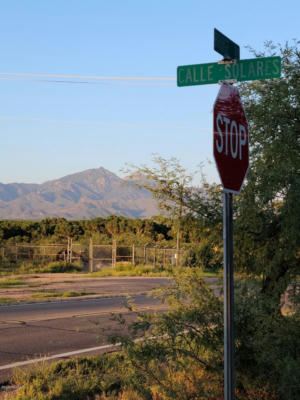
[0,167,158,220]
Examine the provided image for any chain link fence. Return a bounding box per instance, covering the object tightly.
[0,241,184,272]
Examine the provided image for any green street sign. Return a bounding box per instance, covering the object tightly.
[177,56,281,87]
[214,28,240,61]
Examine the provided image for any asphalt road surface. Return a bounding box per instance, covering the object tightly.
[0,286,168,383]
[0,276,218,383]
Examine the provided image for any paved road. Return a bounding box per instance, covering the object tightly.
[0,294,165,323]
[0,293,166,383]
[0,276,218,383]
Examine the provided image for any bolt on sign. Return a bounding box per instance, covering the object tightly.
[213,82,249,193]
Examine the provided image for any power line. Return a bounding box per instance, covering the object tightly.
[0,77,175,86]
[0,71,175,81]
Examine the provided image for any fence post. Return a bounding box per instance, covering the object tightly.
[112,240,117,268]
[70,238,73,263]
[15,244,18,261]
[154,246,156,267]
[143,245,147,265]
[132,244,135,267]
[89,238,94,272]
[67,238,70,264]
[163,249,166,267]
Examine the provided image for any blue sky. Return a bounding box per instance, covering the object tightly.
[0,0,299,184]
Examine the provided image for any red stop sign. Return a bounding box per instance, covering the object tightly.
[213,82,249,193]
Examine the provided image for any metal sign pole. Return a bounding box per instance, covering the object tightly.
[177,28,260,400]
[223,191,234,400]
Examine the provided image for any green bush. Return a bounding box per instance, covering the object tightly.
[182,242,222,272]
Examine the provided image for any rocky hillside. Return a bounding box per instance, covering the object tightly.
[0,167,159,219]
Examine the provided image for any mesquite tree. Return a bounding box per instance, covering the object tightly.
[236,41,300,309]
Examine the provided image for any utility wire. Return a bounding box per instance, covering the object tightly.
[0,72,176,86]
[0,72,175,80]
[0,77,175,86]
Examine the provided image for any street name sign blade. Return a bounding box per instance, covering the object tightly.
[177,56,281,87]
[213,83,249,194]
[214,28,240,60]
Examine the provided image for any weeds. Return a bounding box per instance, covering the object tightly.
[0,261,84,276]
[31,290,95,299]
[0,297,17,304]
[89,263,219,279]
[13,355,124,400]
[0,278,26,288]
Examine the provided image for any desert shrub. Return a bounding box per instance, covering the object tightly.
[42,262,83,273]
[109,269,224,399]
[110,270,300,399]
[182,242,222,272]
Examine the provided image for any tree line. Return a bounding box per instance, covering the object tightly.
[0,215,210,245]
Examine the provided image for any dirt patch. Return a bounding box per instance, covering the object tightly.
[0,274,171,304]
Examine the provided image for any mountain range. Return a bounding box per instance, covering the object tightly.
[0,167,159,220]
